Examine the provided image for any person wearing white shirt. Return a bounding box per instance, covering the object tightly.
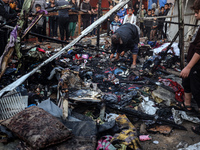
[123,8,137,25]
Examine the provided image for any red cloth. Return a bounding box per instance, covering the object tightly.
[159,79,184,102]
[36,48,46,53]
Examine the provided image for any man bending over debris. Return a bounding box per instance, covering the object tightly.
[180,0,200,135]
[110,23,140,69]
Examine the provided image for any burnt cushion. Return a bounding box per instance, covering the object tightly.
[0,106,72,149]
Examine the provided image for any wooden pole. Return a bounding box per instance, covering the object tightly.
[138,0,143,28]
[178,0,185,69]
[78,13,81,35]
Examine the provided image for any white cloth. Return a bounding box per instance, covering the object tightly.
[153,42,180,56]
[123,14,137,25]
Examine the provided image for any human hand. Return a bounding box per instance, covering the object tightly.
[120,51,125,56]
[180,66,191,78]
[51,3,55,7]
[88,10,91,14]
[110,53,114,59]
[28,17,32,20]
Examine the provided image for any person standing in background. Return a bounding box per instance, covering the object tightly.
[134,3,139,16]
[134,0,140,10]
[47,0,58,38]
[32,0,47,38]
[164,3,170,15]
[158,6,165,39]
[144,9,152,40]
[69,0,78,40]
[137,4,146,37]
[150,17,158,40]
[152,3,159,16]
[163,3,170,38]
[80,0,94,30]
[180,0,200,135]
[33,4,44,43]
[110,15,122,34]
[117,7,126,23]
[57,0,70,41]
[107,4,116,36]
[123,7,137,25]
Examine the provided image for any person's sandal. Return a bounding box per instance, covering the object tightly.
[131,64,136,69]
[176,102,198,115]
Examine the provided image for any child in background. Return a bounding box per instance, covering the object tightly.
[117,7,126,23]
[123,7,137,24]
[110,15,122,34]
[69,0,78,40]
[107,4,116,36]
[137,4,146,37]
[34,4,44,43]
[150,17,158,40]
[158,6,165,39]
[144,9,152,40]
[80,0,94,30]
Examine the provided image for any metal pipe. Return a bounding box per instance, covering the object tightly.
[96,0,102,50]
[143,13,194,20]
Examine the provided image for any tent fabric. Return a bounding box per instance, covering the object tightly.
[148,0,166,9]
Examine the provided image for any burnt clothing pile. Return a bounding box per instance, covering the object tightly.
[0,38,197,150]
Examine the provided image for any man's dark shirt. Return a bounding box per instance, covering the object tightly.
[111,23,139,54]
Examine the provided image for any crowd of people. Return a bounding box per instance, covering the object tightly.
[0,0,173,50]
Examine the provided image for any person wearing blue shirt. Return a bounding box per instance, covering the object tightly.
[110,15,122,34]
[117,7,126,22]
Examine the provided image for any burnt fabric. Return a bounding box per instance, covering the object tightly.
[103,94,118,104]
[111,114,141,150]
[97,135,116,150]
[119,90,138,106]
[0,106,72,149]
[16,136,96,150]
[63,121,97,137]
[159,78,184,103]
[58,69,85,90]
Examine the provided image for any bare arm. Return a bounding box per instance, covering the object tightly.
[180,53,200,78]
